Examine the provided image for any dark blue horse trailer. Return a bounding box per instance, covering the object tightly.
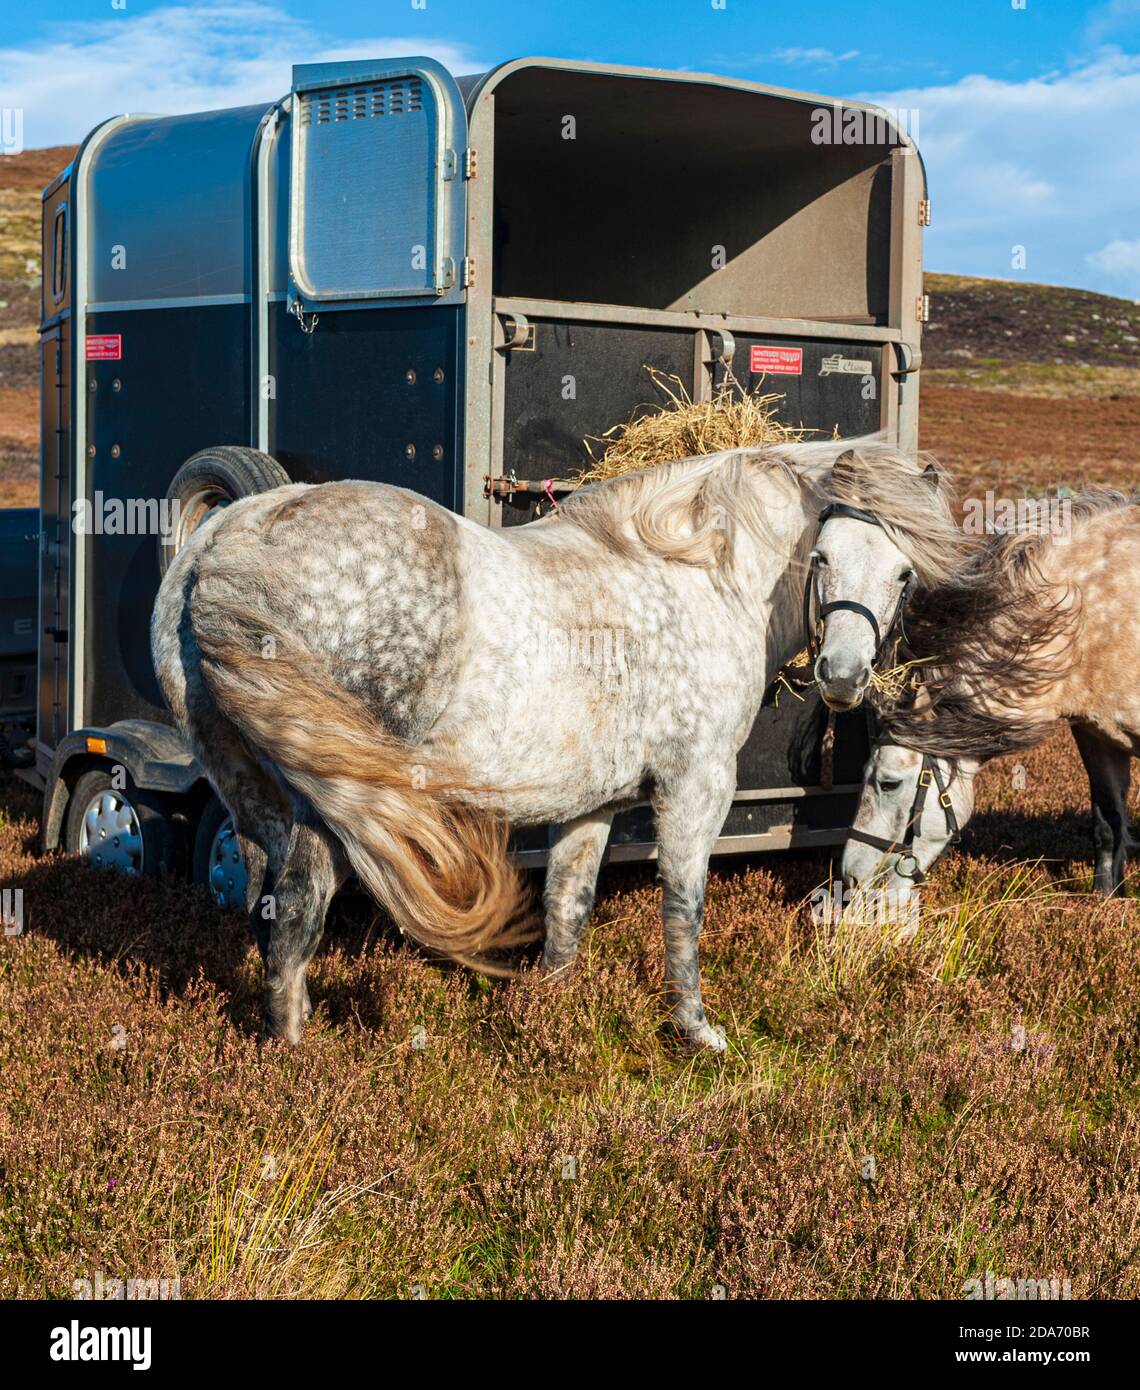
[26,56,927,902]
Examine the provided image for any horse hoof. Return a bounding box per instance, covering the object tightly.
[539,953,578,983]
[669,1018,727,1053]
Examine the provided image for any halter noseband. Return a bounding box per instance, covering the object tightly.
[845,739,960,884]
[804,503,913,663]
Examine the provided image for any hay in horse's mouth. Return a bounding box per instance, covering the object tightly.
[576,365,811,482]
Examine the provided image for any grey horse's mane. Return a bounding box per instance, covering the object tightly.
[554,436,964,589]
[880,488,1138,760]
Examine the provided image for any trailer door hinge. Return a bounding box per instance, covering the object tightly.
[918,198,931,227]
[463,147,477,180]
[462,256,476,289]
[916,293,930,324]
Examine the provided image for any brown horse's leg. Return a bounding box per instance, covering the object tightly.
[1071,723,1133,895]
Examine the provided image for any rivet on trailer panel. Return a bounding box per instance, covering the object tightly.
[405,368,416,384]
[404,444,416,461]
[110,445,121,459]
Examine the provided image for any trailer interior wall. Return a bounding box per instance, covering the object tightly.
[489,69,896,323]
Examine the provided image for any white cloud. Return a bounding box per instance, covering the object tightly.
[0,1,488,149]
[763,47,860,67]
[1086,0,1140,43]
[864,53,1140,296]
[1087,237,1140,282]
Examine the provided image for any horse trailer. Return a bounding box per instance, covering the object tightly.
[27,55,927,901]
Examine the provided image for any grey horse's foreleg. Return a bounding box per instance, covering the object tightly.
[1072,723,1133,895]
[262,817,350,1044]
[541,811,614,974]
[652,767,735,1052]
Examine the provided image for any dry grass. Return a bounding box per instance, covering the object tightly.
[576,366,809,483]
[2,725,1139,1300]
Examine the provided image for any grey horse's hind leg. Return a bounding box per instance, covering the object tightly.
[541,811,614,975]
[1071,723,1133,895]
[184,707,292,954]
[652,766,735,1052]
[263,816,350,1044]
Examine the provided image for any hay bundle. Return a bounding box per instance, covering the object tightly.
[575,365,808,484]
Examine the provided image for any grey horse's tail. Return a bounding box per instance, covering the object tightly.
[187,551,535,971]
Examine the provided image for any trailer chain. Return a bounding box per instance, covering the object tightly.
[290,299,320,335]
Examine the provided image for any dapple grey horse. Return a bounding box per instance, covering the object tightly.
[152,439,961,1048]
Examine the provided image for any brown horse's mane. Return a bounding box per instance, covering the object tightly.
[878,489,1138,760]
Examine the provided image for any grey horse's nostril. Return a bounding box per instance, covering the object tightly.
[817,656,830,680]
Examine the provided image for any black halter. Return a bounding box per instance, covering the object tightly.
[845,737,960,884]
[803,503,914,664]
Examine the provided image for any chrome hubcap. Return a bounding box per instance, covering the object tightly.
[174,485,229,554]
[208,817,247,910]
[80,789,144,874]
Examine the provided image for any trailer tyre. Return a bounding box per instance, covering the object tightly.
[193,795,249,911]
[64,768,181,878]
[159,446,291,575]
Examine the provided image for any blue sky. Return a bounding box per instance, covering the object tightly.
[3,0,1139,297]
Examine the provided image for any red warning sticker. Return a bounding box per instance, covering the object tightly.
[750,345,802,376]
[86,334,122,361]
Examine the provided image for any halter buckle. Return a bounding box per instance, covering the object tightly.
[939,791,954,810]
[917,768,933,788]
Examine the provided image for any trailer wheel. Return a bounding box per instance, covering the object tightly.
[193,795,249,911]
[63,768,180,877]
[159,446,291,574]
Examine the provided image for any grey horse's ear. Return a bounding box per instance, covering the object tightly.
[832,448,857,481]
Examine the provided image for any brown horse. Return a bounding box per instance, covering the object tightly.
[844,492,1140,895]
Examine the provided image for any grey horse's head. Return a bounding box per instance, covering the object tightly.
[842,741,978,891]
[810,510,916,710]
[808,449,955,713]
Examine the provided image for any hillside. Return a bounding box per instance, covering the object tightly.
[0,146,1136,505]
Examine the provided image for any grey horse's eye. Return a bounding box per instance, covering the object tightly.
[878,778,903,793]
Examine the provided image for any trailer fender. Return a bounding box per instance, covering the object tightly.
[42,719,201,850]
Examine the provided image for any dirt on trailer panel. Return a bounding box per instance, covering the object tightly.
[1,724,1139,1300]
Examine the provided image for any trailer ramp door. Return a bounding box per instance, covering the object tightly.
[289,57,467,302]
